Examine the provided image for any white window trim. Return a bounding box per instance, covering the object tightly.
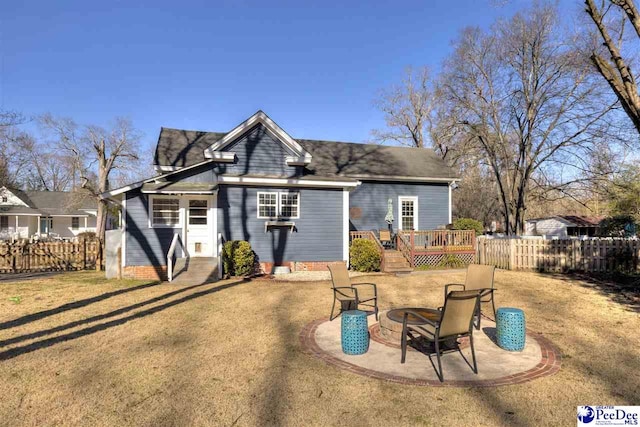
[256,191,301,220]
[398,196,419,231]
[148,195,182,228]
[278,191,300,220]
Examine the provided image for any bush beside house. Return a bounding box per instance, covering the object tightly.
[349,239,381,272]
[452,218,484,235]
[222,240,256,277]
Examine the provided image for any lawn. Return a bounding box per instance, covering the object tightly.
[0,270,638,426]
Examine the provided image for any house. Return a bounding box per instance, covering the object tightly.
[525,215,603,237]
[101,111,457,279]
[0,187,98,240]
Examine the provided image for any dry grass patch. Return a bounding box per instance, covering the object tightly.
[0,270,638,426]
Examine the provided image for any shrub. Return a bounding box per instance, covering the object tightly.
[598,215,638,237]
[350,239,381,272]
[222,240,255,277]
[452,218,484,235]
[77,231,97,241]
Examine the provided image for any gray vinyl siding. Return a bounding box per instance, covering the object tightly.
[221,124,304,177]
[349,181,449,232]
[166,163,215,183]
[125,190,182,266]
[217,185,343,263]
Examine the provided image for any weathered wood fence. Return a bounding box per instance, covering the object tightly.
[477,237,640,273]
[0,240,98,273]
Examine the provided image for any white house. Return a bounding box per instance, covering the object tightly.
[0,187,98,240]
[525,215,602,238]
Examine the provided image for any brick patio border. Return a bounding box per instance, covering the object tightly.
[299,318,562,387]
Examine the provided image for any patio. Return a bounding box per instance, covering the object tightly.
[301,314,560,387]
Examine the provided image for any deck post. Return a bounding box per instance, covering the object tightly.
[410,230,415,268]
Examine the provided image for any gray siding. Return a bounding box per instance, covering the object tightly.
[125,190,183,266]
[218,185,343,263]
[349,181,449,232]
[166,163,215,183]
[222,124,304,177]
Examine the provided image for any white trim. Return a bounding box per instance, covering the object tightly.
[142,190,218,195]
[0,213,41,217]
[448,184,452,224]
[343,189,349,263]
[348,175,458,183]
[398,196,419,231]
[209,152,236,162]
[256,191,278,219]
[184,195,214,257]
[256,191,300,219]
[121,197,127,267]
[100,180,147,199]
[278,191,300,219]
[154,165,182,172]
[285,155,312,166]
[203,111,312,161]
[217,175,359,188]
[148,195,182,228]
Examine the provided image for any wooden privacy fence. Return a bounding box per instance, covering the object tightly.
[477,237,640,273]
[0,240,98,273]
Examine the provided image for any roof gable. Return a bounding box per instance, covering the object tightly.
[0,187,30,207]
[203,111,312,165]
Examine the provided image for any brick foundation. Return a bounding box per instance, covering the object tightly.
[259,260,345,274]
[123,266,168,281]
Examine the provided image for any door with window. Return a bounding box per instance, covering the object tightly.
[398,196,418,231]
[186,199,212,257]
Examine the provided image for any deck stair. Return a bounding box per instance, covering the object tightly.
[382,250,412,274]
[171,257,218,284]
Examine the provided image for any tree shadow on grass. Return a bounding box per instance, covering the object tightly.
[0,278,249,361]
[0,280,161,331]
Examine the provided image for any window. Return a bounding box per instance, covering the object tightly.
[1,196,7,203]
[398,197,418,231]
[257,192,300,219]
[40,217,53,234]
[151,197,180,227]
[279,193,299,218]
[257,192,278,218]
[0,216,7,231]
[188,200,208,225]
[71,217,79,230]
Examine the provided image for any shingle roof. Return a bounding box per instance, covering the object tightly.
[24,191,96,216]
[155,127,457,180]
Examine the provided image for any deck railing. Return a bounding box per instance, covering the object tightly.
[167,233,186,282]
[349,230,385,271]
[398,230,477,268]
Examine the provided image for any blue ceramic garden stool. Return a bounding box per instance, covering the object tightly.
[341,310,369,355]
[496,307,526,351]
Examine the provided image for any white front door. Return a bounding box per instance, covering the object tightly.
[186,198,213,257]
[398,196,419,231]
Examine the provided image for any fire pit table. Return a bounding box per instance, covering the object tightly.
[379,308,460,350]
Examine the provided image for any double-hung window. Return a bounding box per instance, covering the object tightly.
[71,217,80,230]
[0,216,8,231]
[257,192,300,219]
[151,197,180,227]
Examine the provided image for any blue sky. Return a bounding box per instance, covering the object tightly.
[1,0,579,152]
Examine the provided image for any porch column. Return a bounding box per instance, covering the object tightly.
[343,189,349,264]
[84,216,88,231]
[15,215,18,239]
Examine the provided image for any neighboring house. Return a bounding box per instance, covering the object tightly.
[525,215,603,237]
[0,187,98,240]
[102,111,457,279]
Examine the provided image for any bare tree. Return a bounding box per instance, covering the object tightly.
[438,3,614,234]
[585,0,640,133]
[41,115,142,269]
[372,67,446,151]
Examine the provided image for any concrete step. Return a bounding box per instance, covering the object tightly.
[171,257,218,284]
